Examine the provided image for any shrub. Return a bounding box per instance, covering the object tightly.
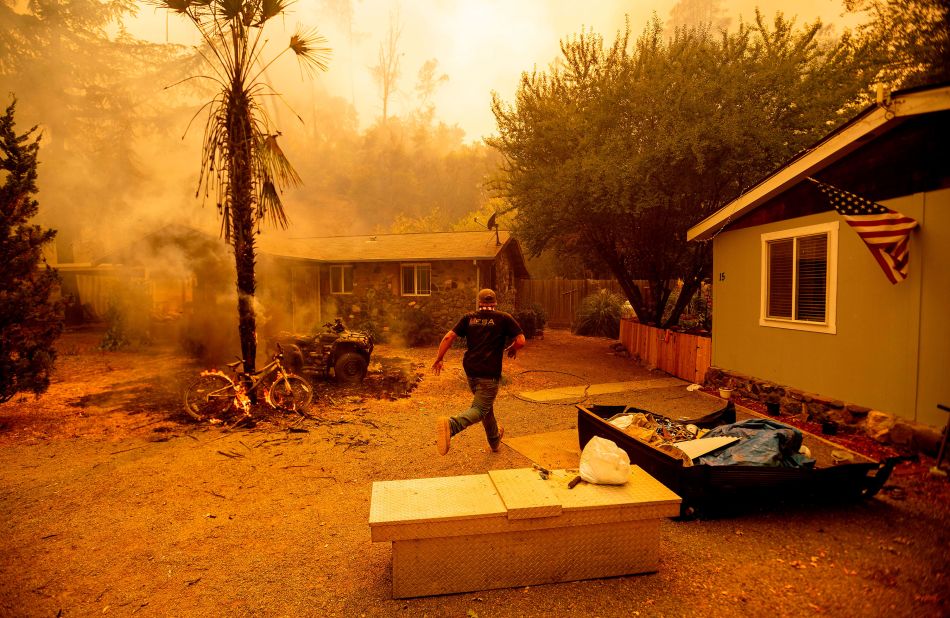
[402,306,440,347]
[513,308,537,339]
[573,289,624,338]
[513,303,547,339]
[99,279,153,350]
[530,303,547,333]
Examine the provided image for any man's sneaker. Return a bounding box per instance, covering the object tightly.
[490,426,505,453]
[437,417,451,455]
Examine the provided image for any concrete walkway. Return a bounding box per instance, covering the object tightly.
[518,376,685,402]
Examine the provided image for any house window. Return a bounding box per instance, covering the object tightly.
[760,221,837,334]
[401,263,431,296]
[330,265,353,294]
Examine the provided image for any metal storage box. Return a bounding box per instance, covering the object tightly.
[369,466,681,598]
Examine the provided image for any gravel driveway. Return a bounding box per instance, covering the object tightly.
[0,329,947,617]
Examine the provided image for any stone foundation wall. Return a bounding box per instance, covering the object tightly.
[705,367,944,456]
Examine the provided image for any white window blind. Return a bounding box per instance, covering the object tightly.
[762,223,835,332]
[766,234,827,323]
[767,239,794,318]
[796,234,827,322]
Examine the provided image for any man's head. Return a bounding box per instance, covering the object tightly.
[477,288,497,309]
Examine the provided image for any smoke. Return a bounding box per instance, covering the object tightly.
[1,0,861,358]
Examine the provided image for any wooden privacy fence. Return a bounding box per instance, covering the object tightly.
[517,278,637,328]
[619,318,711,384]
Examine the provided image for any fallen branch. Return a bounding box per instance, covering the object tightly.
[110,445,147,455]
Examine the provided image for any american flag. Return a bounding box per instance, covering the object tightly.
[808,178,918,284]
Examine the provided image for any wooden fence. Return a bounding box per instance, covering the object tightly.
[619,318,711,384]
[516,278,629,328]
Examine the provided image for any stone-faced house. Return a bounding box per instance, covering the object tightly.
[87,226,528,353]
[686,83,950,432]
[256,230,530,340]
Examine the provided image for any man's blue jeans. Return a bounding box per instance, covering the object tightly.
[448,376,502,448]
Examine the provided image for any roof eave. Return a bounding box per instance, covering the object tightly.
[687,85,950,242]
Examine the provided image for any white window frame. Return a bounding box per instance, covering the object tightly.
[329,264,353,295]
[759,221,838,334]
[400,263,431,296]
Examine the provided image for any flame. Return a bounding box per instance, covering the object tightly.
[234,382,251,412]
[200,369,228,378]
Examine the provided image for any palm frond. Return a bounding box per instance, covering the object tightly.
[258,132,301,188]
[257,0,291,25]
[150,0,194,14]
[258,178,289,229]
[215,0,246,22]
[290,27,332,75]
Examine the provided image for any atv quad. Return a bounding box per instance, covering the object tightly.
[276,318,374,385]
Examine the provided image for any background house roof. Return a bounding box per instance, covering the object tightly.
[258,230,515,263]
[687,83,950,242]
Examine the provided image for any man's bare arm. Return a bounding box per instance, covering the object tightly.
[506,333,526,358]
[431,330,458,375]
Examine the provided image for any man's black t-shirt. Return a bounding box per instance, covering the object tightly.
[451,309,523,378]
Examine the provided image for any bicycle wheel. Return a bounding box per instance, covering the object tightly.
[266,374,313,412]
[183,373,235,421]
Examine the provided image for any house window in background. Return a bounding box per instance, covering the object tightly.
[401,263,431,296]
[330,264,353,294]
[760,221,837,334]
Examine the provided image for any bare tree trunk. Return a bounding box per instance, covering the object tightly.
[660,244,711,329]
[593,241,656,324]
[373,9,402,123]
[661,278,698,329]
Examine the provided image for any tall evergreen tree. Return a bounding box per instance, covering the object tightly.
[0,98,64,403]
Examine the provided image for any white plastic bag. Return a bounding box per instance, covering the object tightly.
[579,436,631,485]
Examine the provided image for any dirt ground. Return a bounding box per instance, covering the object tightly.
[1,327,948,617]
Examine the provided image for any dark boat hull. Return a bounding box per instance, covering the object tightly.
[577,403,897,516]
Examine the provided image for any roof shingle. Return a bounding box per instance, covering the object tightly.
[257,230,512,262]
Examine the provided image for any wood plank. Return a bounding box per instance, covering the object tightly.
[489,469,562,520]
[695,336,711,383]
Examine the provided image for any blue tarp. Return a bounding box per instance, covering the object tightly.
[695,419,816,468]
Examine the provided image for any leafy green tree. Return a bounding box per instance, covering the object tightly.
[0,98,64,403]
[846,0,950,89]
[491,15,878,327]
[151,0,330,372]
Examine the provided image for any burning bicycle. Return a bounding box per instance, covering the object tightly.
[182,343,313,422]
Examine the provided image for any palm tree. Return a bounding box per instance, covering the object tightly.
[152,0,330,373]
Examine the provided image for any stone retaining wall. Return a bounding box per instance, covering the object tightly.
[705,367,944,457]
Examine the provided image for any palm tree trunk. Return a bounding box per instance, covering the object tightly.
[228,84,258,375]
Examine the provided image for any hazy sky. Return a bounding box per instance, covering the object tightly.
[127,0,861,143]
